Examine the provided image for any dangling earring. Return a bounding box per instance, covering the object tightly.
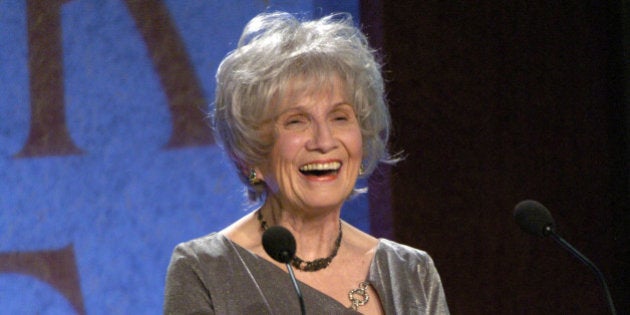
[359,164,365,176]
[249,168,261,185]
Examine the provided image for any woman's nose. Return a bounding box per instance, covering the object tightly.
[306,121,337,152]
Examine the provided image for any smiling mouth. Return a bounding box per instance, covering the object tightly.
[299,161,342,177]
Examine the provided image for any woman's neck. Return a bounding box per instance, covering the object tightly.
[259,197,343,260]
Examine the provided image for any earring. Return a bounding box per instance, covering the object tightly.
[248,168,261,185]
[359,164,365,176]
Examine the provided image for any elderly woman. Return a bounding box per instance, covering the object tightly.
[164,12,449,314]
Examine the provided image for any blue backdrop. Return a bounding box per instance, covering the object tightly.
[0,1,366,313]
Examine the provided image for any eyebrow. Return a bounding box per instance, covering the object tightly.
[276,101,353,116]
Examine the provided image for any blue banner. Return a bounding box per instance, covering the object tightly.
[0,1,364,313]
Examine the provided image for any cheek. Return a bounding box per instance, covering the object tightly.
[267,134,307,174]
[275,135,306,159]
[346,129,364,157]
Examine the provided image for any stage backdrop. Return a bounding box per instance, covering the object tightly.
[0,1,369,314]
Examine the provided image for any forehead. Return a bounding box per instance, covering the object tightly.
[276,74,350,109]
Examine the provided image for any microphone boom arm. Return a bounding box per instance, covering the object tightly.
[285,263,306,315]
[547,227,617,315]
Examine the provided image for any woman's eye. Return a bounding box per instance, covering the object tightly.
[284,115,308,128]
[332,111,354,123]
[331,106,356,123]
[287,118,304,125]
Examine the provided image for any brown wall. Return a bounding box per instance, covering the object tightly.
[363,1,629,314]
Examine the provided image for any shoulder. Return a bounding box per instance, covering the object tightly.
[165,233,241,313]
[370,239,450,314]
[341,222,380,256]
[376,238,432,259]
[166,232,243,288]
[374,239,438,275]
[170,232,232,263]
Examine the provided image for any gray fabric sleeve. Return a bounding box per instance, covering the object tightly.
[163,243,214,315]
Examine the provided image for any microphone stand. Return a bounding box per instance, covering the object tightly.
[285,263,306,315]
[545,226,617,315]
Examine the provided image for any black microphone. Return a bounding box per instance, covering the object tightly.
[262,226,306,315]
[513,200,617,315]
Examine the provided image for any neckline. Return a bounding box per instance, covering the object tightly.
[218,232,384,311]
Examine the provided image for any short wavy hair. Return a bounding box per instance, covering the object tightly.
[212,12,394,201]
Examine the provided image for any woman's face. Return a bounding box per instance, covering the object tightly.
[259,77,363,213]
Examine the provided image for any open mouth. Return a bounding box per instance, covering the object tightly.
[299,161,342,177]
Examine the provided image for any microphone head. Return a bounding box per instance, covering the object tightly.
[262,226,297,264]
[514,199,556,237]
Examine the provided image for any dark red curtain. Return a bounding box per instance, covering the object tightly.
[363,1,629,314]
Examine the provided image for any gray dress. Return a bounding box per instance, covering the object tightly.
[164,233,449,314]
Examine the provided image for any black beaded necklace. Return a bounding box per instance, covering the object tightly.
[257,209,342,272]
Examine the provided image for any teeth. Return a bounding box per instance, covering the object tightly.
[299,161,341,172]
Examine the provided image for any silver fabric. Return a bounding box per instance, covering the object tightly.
[164,233,450,314]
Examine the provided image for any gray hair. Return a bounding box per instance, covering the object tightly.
[213,12,395,201]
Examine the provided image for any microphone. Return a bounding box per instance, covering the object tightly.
[514,199,555,237]
[262,226,306,315]
[513,200,617,315]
